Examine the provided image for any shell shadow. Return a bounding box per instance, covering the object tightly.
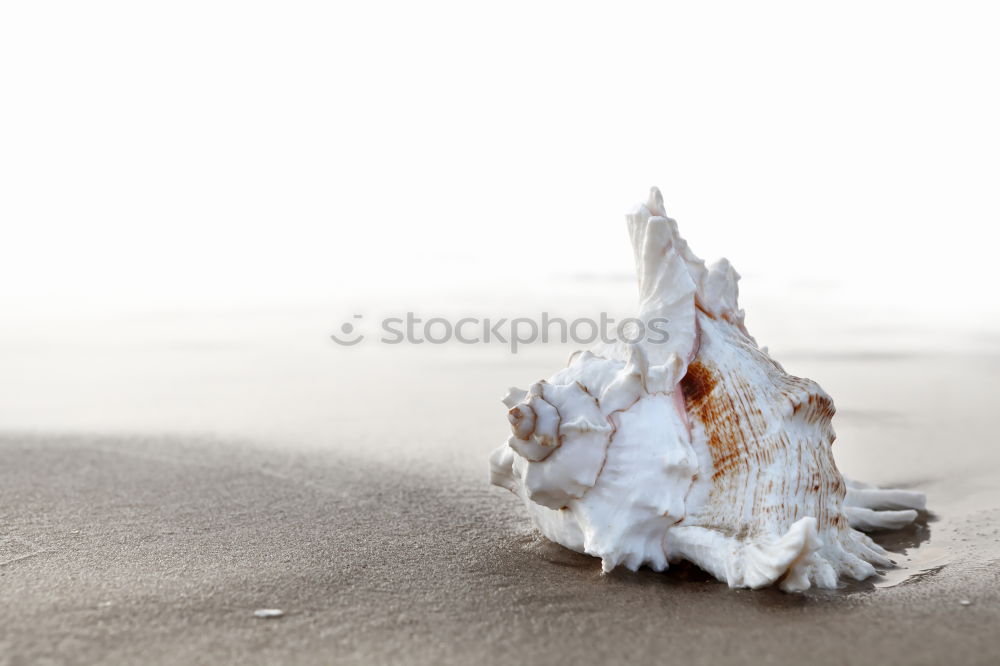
[518,510,937,603]
[871,509,935,553]
[806,510,939,596]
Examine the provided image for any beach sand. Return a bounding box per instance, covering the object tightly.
[2,320,1000,665]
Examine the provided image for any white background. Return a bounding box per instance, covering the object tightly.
[2,1,998,330]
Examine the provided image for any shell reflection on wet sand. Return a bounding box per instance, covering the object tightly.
[489,187,927,592]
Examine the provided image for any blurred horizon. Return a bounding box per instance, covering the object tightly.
[2,0,1000,446]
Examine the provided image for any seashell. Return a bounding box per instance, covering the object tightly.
[489,187,927,592]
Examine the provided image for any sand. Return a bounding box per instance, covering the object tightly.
[1,428,998,666]
[2,315,1000,665]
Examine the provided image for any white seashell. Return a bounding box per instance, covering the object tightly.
[489,187,927,592]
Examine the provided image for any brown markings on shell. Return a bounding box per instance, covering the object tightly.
[680,360,714,404]
[682,359,768,484]
[507,405,536,441]
[695,301,716,320]
[680,328,847,540]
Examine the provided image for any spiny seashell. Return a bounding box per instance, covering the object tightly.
[489,187,927,592]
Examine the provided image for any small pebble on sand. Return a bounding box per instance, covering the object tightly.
[959,600,972,607]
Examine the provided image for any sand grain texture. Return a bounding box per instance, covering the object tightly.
[1,432,998,666]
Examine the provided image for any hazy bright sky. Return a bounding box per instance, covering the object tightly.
[2,1,998,328]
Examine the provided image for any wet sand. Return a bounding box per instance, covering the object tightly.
[1,429,999,666]
[2,314,1000,664]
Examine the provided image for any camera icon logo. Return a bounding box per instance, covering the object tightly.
[330,314,364,346]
